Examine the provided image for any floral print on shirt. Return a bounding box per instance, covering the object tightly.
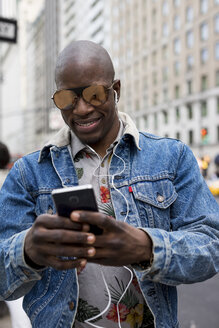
[100,186,110,203]
[73,274,154,328]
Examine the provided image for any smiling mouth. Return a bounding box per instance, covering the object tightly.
[74,117,101,127]
[76,120,98,127]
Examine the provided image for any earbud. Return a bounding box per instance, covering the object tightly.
[114,90,119,104]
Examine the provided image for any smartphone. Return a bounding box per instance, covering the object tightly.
[52,184,102,235]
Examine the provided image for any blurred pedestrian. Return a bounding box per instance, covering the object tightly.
[0,142,31,328]
[214,154,219,178]
[0,141,11,186]
[200,155,210,179]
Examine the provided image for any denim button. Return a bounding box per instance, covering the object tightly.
[47,206,53,214]
[157,195,164,202]
[55,153,59,158]
[69,301,75,311]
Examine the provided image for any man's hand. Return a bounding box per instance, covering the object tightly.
[70,211,152,267]
[24,214,97,270]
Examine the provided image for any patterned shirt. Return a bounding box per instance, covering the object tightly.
[70,121,154,328]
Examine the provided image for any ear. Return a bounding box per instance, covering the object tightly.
[113,79,121,100]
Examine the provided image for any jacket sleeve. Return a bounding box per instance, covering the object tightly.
[142,143,219,285]
[0,160,43,300]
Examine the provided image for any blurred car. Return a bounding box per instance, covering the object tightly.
[208,179,219,196]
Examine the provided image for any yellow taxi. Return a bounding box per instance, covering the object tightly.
[208,180,219,196]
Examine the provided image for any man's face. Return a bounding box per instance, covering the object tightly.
[56,61,120,151]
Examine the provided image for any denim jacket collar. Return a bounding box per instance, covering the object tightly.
[38,111,140,163]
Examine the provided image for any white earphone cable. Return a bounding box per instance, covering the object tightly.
[85,144,133,327]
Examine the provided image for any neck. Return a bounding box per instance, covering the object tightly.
[90,119,120,158]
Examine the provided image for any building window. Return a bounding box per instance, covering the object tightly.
[201,48,208,63]
[200,0,208,14]
[175,85,180,98]
[163,110,168,124]
[201,101,207,116]
[186,6,194,22]
[200,22,209,41]
[163,88,168,102]
[187,80,192,95]
[215,42,219,59]
[217,97,219,113]
[215,15,219,35]
[162,1,169,16]
[135,99,140,111]
[216,70,219,86]
[187,104,193,119]
[174,38,181,54]
[217,126,219,142]
[152,51,157,65]
[176,132,181,139]
[162,45,168,59]
[143,115,148,128]
[154,112,158,129]
[152,29,157,41]
[153,93,158,106]
[174,61,180,75]
[201,75,208,91]
[187,54,194,70]
[162,66,168,81]
[186,30,194,48]
[188,130,194,145]
[153,72,157,85]
[175,107,180,121]
[152,8,157,21]
[174,15,181,30]
[174,0,181,7]
[162,22,169,37]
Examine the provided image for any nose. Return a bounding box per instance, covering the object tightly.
[73,97,94,116]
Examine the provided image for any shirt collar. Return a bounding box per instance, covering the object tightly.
[70,119,125,160]
[38,111,141,162]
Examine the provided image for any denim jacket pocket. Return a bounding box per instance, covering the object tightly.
[131,178,177,230]
[35,192,56,217]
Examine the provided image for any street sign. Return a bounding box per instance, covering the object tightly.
[0,17,17,43]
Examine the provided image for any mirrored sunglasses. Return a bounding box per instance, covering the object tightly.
[52,82,115,110]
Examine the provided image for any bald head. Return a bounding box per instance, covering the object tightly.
[55,40,115,87]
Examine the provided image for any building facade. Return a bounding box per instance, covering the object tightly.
[60,0,111,52]
[111,0,219,161]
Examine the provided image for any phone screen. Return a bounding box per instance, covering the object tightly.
[52,185,102,235]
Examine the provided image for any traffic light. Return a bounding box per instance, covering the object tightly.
[201,128,208,144]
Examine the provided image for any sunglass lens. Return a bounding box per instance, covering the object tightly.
[53,90,77,110]
[83,85,107,106]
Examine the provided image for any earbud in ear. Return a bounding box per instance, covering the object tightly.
[114,90,119,104]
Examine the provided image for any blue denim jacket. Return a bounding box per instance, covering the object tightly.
[0,114,219,328]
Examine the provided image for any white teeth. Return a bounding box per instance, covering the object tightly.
[76,121,96,127]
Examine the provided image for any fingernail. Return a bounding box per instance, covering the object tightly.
[88,248,95,257]
[70,212,80,221]
[80,259,87,267]
[87,234,95,244]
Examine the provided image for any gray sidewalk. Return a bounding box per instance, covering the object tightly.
[0,314,11,328]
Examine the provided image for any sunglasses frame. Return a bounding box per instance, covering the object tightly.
[52,81,116,110]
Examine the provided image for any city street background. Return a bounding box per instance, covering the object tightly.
[0,0,219,327]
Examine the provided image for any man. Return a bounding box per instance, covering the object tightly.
[0,40,218,328]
